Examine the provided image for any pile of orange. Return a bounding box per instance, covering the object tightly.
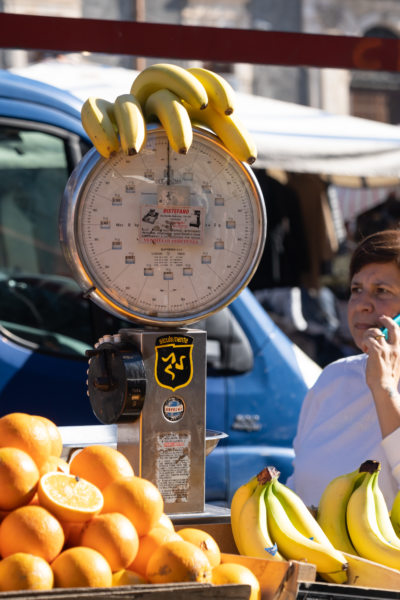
[0,411,261,598]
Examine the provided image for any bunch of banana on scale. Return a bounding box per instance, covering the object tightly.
[316,459,400,588]
[231,466,349,584]
[80,62,257,165]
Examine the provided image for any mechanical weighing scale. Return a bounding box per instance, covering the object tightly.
[59,124,266,517]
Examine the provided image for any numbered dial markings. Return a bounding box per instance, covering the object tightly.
[67,128,266,324]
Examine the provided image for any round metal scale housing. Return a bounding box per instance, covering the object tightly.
[60,125,266,327]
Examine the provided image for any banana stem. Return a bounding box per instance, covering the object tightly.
[257,466,280,485]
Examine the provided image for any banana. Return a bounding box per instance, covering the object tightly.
[81,97,119,158]
[317,467,366,554]
[131,63,208,111]
[346,469,400,569]
[145,89,193,154]
[372,469,400,549]
[236,480,283,561]
[390,488,400,537]
[187,67,236,116]
[230,474,259,553]
[113,93,146,156]
[272,479,337,550]
[265,482,348,583]
[185,102,257,165]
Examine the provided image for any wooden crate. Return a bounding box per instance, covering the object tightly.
[0,582,252,600]
[194,522,400,598]
[176,522,317,600]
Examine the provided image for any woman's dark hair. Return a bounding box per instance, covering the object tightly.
[350,229,400,279]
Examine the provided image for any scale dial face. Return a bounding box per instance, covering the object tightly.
[60,126,266,326]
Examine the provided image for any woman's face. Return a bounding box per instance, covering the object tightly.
[348,261,400,351]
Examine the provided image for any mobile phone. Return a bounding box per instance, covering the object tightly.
[381,313,400,339]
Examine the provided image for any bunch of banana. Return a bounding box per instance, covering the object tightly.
[81,93,146,159]
[346,464,400,569]
[81,62,256,164]
[231,466,283,561]
[230,467,348,583]
[265,477,348,583]
[132,63,256,163]
[317,460,400,571]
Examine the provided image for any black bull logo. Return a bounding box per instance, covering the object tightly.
[155,336,194,392]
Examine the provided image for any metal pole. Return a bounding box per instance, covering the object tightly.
[135,0,146,71]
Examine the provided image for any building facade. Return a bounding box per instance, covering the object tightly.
[1,0,400,121]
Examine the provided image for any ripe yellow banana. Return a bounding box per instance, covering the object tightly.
[317,467,366,554]
[187,67,236,116]
[236,481,283,561]
[230,474,259,553]
[81,97,120,158]
[131,63,208,111]
[346,470,400,569]
[185,102,257,165]
[372,470,400,549]
[145,89,193,155]
[272,479,336,550]
[265,482,348,583]
[390,487,400,537]
[113,93,146,156]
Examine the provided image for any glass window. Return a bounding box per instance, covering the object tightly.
[0,124,92,356]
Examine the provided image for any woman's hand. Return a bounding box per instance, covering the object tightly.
[362,315,400,436]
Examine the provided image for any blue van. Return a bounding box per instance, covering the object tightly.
[0,69,320,505]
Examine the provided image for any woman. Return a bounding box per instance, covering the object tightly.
[286,229,400,507]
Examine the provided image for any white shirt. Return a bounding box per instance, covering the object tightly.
[286,353,400,508]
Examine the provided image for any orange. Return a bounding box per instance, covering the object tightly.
[0,504,64,562]
[112,569,147,586]
[69,445,134,490]
[146,540,212,584]
[80,512,139,571]
[102,476,163,536]
[0,552,54,591]
[40,455,69,477]
[34,415,63,457]
[178,527,221,567]
[212,563,261,600]
[0,412,52,469]
[0,446,39,510]
[37,472,103,522]
[128,526,182,576]
[51,546,112,588]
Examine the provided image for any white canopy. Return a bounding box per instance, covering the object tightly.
[11,58,400,186]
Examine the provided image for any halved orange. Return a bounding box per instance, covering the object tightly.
[37,472,103,522]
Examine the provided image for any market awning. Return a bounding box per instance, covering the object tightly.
[11,58,400,186]
[237,92,400,186]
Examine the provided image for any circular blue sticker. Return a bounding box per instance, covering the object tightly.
[163,396,185,422]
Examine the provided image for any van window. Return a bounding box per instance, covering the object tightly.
[0,124,92,356]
